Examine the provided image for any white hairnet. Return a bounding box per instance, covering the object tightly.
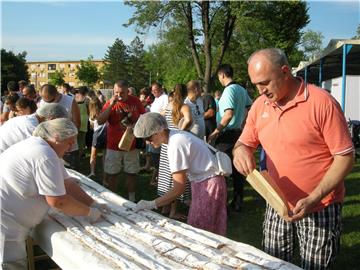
[133,112,168,138]
[33,118,78,141]
[36,103,68,119]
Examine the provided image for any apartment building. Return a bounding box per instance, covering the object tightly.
[26,60,106,90]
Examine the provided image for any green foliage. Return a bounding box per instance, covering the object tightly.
[299,30,324,61]
[127,37,149,91]
[143,24,197,90]
[125,1,239,92]
[226,1,309,72]
[76,55,100,87]
[1,49,29,92]
[103,38,129,84]
[125,1,309,93]
[48,70,65,86]
[102,37,151,91]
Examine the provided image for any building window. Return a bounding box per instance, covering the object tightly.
[48,64,56,71]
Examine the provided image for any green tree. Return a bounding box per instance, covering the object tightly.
[103,38,129,84]
[76,55,100,87]
[125,1,240,92]
[217,1,308,94]
[1,49,29,92]
[299,29,324,61]
[48,70,65,86]
[125,1,309,92]
[127,36,149,90]
[143,24,197,89]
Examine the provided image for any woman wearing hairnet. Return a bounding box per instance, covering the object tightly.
[0,118,109,269]
[134,112,227,235]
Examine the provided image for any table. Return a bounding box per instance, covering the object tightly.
[31,170,301,270]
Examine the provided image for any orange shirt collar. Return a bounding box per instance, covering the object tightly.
[265,77,308,108]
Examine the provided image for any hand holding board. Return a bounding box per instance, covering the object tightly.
[246,170,290,220]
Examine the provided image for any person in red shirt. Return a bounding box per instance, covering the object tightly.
[97,80,145,200]
[233,48,354,269]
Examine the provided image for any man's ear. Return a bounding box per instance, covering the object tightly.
[281,65,290,74]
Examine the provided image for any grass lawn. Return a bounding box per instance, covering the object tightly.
[78,150,360,269]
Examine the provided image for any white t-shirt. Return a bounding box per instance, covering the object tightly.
[0,136,67,241]
[150,93,168,113]
[0,113,39,154]
[38,93,73,115]
[167,130,217,182]
[184,97,206,139]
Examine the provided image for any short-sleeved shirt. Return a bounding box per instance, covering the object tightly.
[239,78,354,212]
[0,113,39,154]
[218,83,252,130]
[0,136,67,241]
[38,94,73,116]
[150,93,168,113]
[167,130,218,182]
[102,95,145,151]
[184,97,206,139]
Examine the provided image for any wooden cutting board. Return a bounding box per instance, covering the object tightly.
[246,169,290,220]
[118,127,135,151]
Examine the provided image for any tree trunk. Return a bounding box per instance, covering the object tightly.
[201,1,212,93]
[213,2,236,79]
[182,2,203,80]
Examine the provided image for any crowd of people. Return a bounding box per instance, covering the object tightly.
[0,48,355,270]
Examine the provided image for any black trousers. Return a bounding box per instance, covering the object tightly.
[215,129,245,204]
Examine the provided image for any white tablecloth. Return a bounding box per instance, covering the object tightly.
[31,170,301,270]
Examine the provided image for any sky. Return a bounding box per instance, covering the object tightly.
[1,0,359,62]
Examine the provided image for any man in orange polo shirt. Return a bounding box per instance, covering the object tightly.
[233,48,354,269]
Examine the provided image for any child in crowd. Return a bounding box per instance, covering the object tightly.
[87,97,107,178]
[4,94,20,119]
[15,97,37,116]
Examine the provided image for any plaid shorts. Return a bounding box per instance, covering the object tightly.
[262,203,342,270]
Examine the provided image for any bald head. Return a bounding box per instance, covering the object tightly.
[40,84,59,103]
[247,48,296,104]
[247,48,289,68]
